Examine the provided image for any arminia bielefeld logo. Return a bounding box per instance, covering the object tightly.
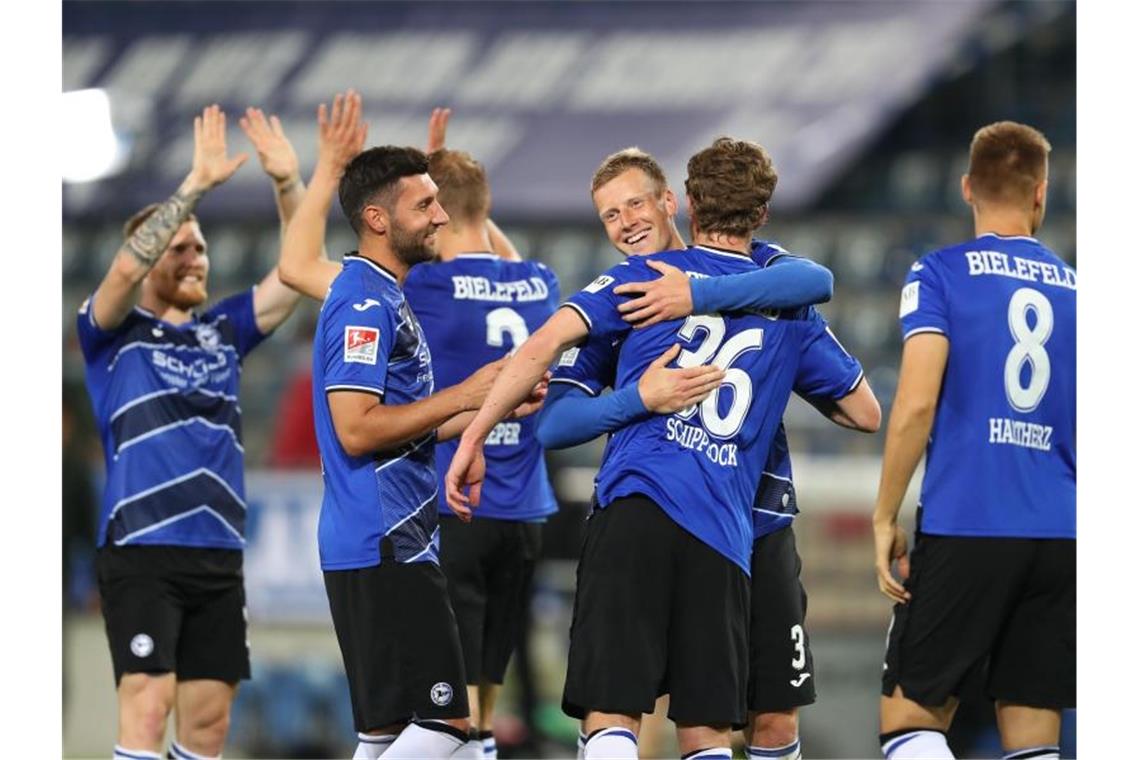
[130,633,154,658]
[430,682,453,706]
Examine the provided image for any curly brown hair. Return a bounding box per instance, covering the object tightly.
[428,148,491,229]
[590,147,668,198]
[968,121,1051,207]
[684,137,777,238]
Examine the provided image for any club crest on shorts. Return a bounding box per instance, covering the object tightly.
[430,681,453,706]
[130,633,154,658]
[344,326,380,365]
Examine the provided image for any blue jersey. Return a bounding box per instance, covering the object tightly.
[899,233,1075,538]
[565,246,832,574]
[312,254,440,570]
[552,241,863,541]
[404,253,560,522]
[77,289,267,549]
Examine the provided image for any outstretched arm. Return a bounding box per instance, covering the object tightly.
[91,105,247,330]
[537,344,724,449]
[872,333,949,604]
[239,107,311,333]
[425,106,521,262]
[279,91,367,300]
[805,377,881,433]
[446,308,588,516]
[613,256,833,328]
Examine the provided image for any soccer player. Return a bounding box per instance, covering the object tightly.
[284,91,543,760]
[447,137,857,760]
[872,122,1074,760]
[278,101,557,759]
[537,148,880,760]
[78,104,306,760]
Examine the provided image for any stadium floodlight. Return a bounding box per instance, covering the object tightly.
[62,88,129,183]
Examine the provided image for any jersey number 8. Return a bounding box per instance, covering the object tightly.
[1005,287,1053,413]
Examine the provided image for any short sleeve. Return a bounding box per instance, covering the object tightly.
[207,289,268,358]
[899,258,949,340]
[75,294,119,362]
[320,295,395,397]
[794,309,864,399]
[550,334,619,397]
[562,261,637,342]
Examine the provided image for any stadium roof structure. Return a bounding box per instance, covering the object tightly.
[64,0,1004,221]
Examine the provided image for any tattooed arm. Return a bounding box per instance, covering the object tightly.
[90,105,248,331]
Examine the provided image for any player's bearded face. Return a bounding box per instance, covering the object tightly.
[594,168,678,257]
[148,221,209,309]
[389,214,444,266]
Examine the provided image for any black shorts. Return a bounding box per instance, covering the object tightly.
[882,533,1075,709]
[324,560,470,732]
[562,495,749,727]
[439,516,541,685]
[748,526,816,713]
[96,545,250,686]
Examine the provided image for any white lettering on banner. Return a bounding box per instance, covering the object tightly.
[963,250,1077,290]
[665,418,739,467]
[486,422,521,446]
[987,417,1053,452]
[452,275,550,302]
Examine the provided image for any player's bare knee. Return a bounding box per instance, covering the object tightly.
[119,674,175,745]
[676,723,731,755]
[880,688,955,734]
[749,710,799,747]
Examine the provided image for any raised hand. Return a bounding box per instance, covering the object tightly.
[426,107,451,153]
[317,90,369,176]
[637,344,726,414]
[186,104,249,193]
[239,107,300,185]
[614,259,695,328]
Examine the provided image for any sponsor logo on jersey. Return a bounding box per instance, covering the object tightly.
[344,326,380,365]
[430,682,453,706]
[583,274,615,294]
[352,298,383,312]
[899,281,919,317]
[130,633,154,658]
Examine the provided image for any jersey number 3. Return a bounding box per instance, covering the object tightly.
[1005,288,1053,413]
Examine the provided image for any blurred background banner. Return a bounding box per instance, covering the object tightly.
[62,1,1076,757]
[64,0,996,218]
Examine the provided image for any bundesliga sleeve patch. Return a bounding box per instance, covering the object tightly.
[582,274,615,294]
[899,281,920,317]
[558,347,580,367]
[344,326,380,365]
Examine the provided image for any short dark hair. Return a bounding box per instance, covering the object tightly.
[685,137,777,238]
[591,147,668,198]
[338,146,430,234]
[428,148,490,229]
[968,121,1051,207]
[123,203,198,239]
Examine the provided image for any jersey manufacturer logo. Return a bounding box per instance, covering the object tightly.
[430,682,453,706]
[911,262,925,272]
[790,673,812,688]
[130,633,154,658]
[352,298,383,312]
[151,327,164,338]
[583,275,615,294]
[344,326,380,365]
[899,281,920,317]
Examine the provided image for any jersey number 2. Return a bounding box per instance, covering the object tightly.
[1005,288,1053,413]
[486,307,529,352]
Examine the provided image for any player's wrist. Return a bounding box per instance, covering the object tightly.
[274,173,302,193]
